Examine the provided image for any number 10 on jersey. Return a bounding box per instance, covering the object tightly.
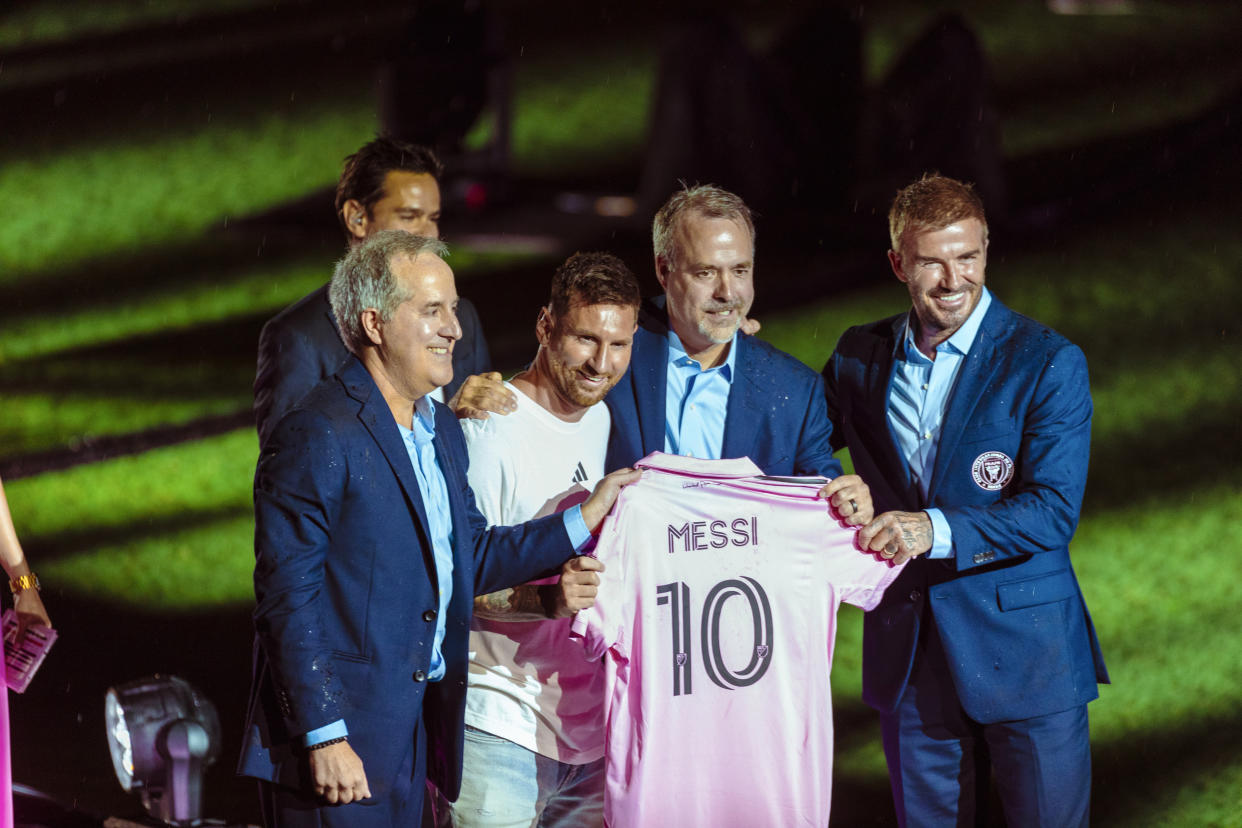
[656,577,774,696]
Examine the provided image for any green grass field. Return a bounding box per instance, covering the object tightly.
[2,1,1240,824]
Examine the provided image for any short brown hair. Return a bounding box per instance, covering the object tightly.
[888,173,987,251]
[652,183,755,271]
[548,252,641,321]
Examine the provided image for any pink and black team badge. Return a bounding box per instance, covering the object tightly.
[971,451,1014,491]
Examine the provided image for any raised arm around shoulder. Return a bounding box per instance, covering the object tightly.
[449,372,518,420]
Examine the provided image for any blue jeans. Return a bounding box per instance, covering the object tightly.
[442,726,604,828]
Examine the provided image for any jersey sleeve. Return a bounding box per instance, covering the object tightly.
[838,549,907,612]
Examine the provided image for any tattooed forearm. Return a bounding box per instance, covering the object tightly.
[472,586,554,622]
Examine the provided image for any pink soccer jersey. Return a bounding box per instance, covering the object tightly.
[571,453,905,827]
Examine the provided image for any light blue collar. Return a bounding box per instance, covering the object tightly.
[666,327,738,381]
[900,286,992,362]
[409,395,438,446]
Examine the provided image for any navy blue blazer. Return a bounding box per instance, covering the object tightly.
[605,297,844,479]
[253,283,492,447]
[238,357,571,807]
[823,296,1109,723]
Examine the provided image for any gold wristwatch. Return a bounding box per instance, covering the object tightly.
[9,573,40,594]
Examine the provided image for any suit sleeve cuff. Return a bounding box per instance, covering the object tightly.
[563,505,592,553]
[925,508,953,559]
[303,719,348,747]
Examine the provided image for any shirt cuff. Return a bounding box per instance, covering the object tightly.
[563,505,592,552]
[303,719,348,747]
[925,509,953,559]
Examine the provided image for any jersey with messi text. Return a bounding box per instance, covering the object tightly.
[571,452,905,827]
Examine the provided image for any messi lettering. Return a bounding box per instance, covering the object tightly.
[667,517,758,554]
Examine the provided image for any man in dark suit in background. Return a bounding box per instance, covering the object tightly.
[604,183,872,524]
[823,174,1108,826]
[239,231,635,826]
[253,136,496,447]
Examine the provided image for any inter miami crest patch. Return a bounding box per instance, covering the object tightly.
[971,451,1014,491]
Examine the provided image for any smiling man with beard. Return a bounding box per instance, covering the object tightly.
[436,252,641,828]
[605,183,873,523]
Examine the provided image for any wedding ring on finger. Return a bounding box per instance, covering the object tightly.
[849,498,859,515]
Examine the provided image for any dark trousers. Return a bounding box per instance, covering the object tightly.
[880,613,1092,827]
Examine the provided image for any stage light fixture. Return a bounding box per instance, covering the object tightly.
[104,674,222,825]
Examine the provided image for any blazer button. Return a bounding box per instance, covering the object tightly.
[422,609,437,622]
[909,589,922,603]
[413,670,427,682]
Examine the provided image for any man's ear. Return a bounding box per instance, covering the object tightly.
[887,249,908,284]
[654,254,670,290]
[342,200,369,242]
[535,306,554,346]
[360,308,384,347]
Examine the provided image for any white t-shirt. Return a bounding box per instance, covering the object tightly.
[571,452,906,827]
[461,381,611,763]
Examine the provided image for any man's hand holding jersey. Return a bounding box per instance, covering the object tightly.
[817,475,874,526]
[859,510,934,565]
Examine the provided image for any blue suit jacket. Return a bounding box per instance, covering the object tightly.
[238,357,571,808]
[253,283,492,447]
[822,297,1108,723]
[605,297,843,479]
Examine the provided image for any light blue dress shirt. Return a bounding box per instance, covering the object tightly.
[887,287,992,559]
[663,330,738,460]
[402,396,457,681]
[303,396,590,747]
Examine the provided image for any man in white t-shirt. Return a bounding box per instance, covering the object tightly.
[442,252,641,827]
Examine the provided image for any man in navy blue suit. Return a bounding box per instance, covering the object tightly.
[253,136,500,448]
[239,231,635,826]
[604,183,872,524]
[823,174,1109,826]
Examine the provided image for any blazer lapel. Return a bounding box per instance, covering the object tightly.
[721,336,761,461]
[926,301,1007,501]
[343,360,435,553]
[633,302,670,457]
